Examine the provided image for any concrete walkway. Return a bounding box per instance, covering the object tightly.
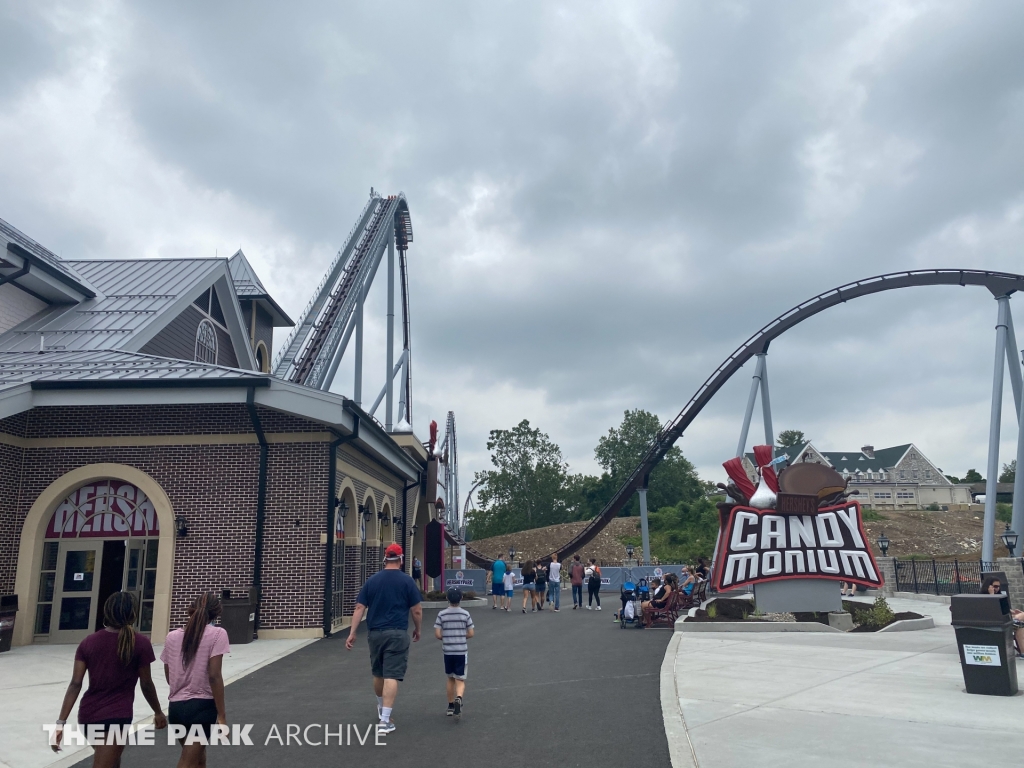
[662,597,1024,768]
[0,637,315,768]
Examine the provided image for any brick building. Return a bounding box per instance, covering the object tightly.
[0,217,431,647]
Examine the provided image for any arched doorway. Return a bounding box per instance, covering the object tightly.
[14,465,175,646]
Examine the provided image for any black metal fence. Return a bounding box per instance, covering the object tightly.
[893,559,1003,596]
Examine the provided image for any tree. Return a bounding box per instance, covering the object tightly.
[776,430,807,449]
[963,468,984,484]
[1000,460,1016,483]
[595,409,705,515]
[469,420,570,539]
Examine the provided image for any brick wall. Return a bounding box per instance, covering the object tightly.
[995,557,1024,611]
[0,404,355,634]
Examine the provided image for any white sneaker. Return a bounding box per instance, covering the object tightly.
[586,605,592,610]
[596,606,602,611]
[377,721,396,734]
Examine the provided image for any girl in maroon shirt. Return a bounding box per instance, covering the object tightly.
[53,592,166,766]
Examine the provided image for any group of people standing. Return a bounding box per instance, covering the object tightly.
[489,553,607,612]
[54,590,231,768]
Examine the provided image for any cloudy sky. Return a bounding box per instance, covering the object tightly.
[2,1,1024,488]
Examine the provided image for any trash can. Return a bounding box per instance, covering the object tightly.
[220,588,256,645]
[950,594,1018,696]
[0,595,17,653]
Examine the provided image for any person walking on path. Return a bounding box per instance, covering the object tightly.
[535,562,548,610]
[346,543,423,734]
[569,555,585,610]
[490,557,507,609]
[521,561,537,613]
[51,592,167,766]
[162,591,230,768]
[587,559,603,610]
[547,553,561,611]
[433,587,475,720]
[502,568,515,611]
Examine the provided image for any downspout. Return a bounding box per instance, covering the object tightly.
[400,475,419,574]
[324,420,359,638]
[246,387,268,637]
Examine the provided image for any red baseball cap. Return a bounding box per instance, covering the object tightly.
[384,543,403,560]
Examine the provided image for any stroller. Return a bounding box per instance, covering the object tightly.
[618,578,648,629]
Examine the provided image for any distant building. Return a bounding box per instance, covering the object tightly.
[743,442,973,509]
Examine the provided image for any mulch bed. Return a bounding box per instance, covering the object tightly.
[686,598,923,631]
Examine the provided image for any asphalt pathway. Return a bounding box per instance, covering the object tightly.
[74,599,672,768]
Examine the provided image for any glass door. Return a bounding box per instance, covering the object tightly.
[123,539,146,621]
[51,540,103,644]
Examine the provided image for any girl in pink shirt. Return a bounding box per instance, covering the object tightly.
[161,592,230,766]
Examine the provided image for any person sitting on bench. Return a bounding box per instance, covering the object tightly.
[642,577,672,627]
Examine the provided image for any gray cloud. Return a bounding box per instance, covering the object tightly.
[2,0,1024,489]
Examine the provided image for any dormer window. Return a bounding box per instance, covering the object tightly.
[195,320,218,364]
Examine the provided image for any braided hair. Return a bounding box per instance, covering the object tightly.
[103,592,139,666]
[181,592,223,669]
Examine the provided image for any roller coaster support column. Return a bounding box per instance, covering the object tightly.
[638,474,651,564]
[983,296,1011,562]
[759,352,774,449]
[385,236,395,431]
[353,293,363,407]
[736,352,770,457]
[1006,308,1023,423]
[1011,363,1024,556]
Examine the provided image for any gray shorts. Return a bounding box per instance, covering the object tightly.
[367,629,411,681]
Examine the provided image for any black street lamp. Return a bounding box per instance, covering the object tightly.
[626,544,635,560]
[877,531,890,557]
[1000,523,1018,555]
[508,545,516,565]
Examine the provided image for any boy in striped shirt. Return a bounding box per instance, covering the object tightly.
[433,587,475,719]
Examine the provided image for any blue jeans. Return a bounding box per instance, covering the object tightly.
[548,582,560,609]
[572,584,583,606]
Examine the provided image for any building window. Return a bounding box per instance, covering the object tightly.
[195,320,218,364]
[912,470,919,479]
[925,470,932,479]
[900,470,906,479]
[874,492,892,499]
[896,491,914,499]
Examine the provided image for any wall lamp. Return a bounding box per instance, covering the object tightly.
[175,515,189,538]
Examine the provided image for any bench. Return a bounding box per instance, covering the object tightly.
[646,589,685,628]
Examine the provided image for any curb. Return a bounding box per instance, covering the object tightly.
[660,631,697,768]
[675,619,844,633]
[877,616,936,632]
[419,598,488,609]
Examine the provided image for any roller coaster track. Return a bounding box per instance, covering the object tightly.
[273,194,413,390]
[448,269,1024,568]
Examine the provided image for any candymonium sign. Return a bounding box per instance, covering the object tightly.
[714,501,882,591]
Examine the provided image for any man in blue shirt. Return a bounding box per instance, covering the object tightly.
[346,543,422,734]
[491,558,507,609]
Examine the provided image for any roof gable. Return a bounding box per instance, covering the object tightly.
[228,250,293,327]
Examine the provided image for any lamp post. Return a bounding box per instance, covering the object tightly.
[877,531,890,557]
[509,545,517,567]
[1000,523,1018,556]
[626,544,634,560]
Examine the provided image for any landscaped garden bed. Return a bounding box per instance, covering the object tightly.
[685,596,924,632]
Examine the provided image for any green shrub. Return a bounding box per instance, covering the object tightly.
[861,509,886,521]
[705,601,718,619]
[926,503,941,511]
[853,596,896,629]
[997,503,1012,523]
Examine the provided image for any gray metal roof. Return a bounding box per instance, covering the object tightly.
[0,349,268,390]
[227,250,294,326]
[0,258,220,353]
[228,250,270,297]
[0,217,97,297]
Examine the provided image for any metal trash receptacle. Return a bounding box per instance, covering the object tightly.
[950,594,1018,696]
[0,595,18,653]
[220,588,255,645]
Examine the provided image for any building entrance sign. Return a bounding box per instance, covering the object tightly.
[44,480,159,538]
